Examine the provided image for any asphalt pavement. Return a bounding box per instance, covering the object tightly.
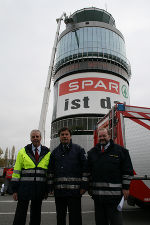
[0,194,149,225]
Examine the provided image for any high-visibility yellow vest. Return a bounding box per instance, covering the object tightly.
[12,148,50,182]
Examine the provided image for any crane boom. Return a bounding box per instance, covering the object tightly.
[38,12,66,143]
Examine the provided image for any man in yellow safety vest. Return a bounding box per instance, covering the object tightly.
[11,129,50,225]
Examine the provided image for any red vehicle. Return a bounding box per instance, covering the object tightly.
[6,168,13,179]
[0,168,13,195]
[94,103,150,208]
[0,168,9,178]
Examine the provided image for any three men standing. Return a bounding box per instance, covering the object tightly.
[11,127,133,225]
[11,130,50,225]
[48,127,88,225]
[87,128,133,225]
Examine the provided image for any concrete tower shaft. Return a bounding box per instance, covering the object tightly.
[51,7,131,151]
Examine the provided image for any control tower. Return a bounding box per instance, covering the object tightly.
[50,7,131,151]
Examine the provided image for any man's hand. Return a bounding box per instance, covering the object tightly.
[122,189,129,200]
[13,193,18,201]
[80,189,86,195]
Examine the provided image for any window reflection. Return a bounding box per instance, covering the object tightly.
[55,26,129,71]
[51,117,100,137]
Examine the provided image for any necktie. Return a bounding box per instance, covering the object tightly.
[101,146,104,152]
[35,148,39,161]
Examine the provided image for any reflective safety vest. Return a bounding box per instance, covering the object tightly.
[12,145,51,200]
[12,147,50,182]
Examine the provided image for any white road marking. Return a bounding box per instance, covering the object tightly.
[0,211,95,215]
[0,208,142,215]
[0,195,90,203]
[0,200,55,203]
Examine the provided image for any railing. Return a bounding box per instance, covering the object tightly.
[54,48,131,76]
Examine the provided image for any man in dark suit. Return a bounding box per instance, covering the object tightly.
[11,129,50,225]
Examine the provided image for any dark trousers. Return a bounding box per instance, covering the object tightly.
[55,196,82,225]
[12,199,42,225]
[94,198,123,225]
[3,179,12,194]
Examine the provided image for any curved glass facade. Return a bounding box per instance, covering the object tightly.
[70,8,115,26]
[51,117,101,138]
[55,27,130,72]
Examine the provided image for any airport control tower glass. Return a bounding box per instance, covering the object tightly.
[51,8,131,150]
[55,27,128,71]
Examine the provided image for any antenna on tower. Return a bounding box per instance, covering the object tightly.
[105,2,108,11]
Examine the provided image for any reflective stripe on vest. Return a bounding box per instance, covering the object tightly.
[21,169,46,175]
[122,175,133,185]
[54,177,81,182]
[55,184,80,190]
[20,177,46,182]
[12,148,50,182]
[92,190,122,196]
[92,182,122,188]
[122,180,130,185]
[12,177,20,182]
[13,170,21,174]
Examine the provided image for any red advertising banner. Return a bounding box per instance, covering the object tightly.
[59,77,120,96]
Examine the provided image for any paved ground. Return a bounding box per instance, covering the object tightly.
[0,194,150,225]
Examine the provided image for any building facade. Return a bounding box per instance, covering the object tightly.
[50,7,131,151]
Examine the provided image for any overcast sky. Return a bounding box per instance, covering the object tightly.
[0,0,150,154]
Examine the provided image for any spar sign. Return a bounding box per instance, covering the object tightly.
[59,77,119,95]
[55,72,129,118]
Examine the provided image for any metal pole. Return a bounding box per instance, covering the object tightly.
[38,12,66,144]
